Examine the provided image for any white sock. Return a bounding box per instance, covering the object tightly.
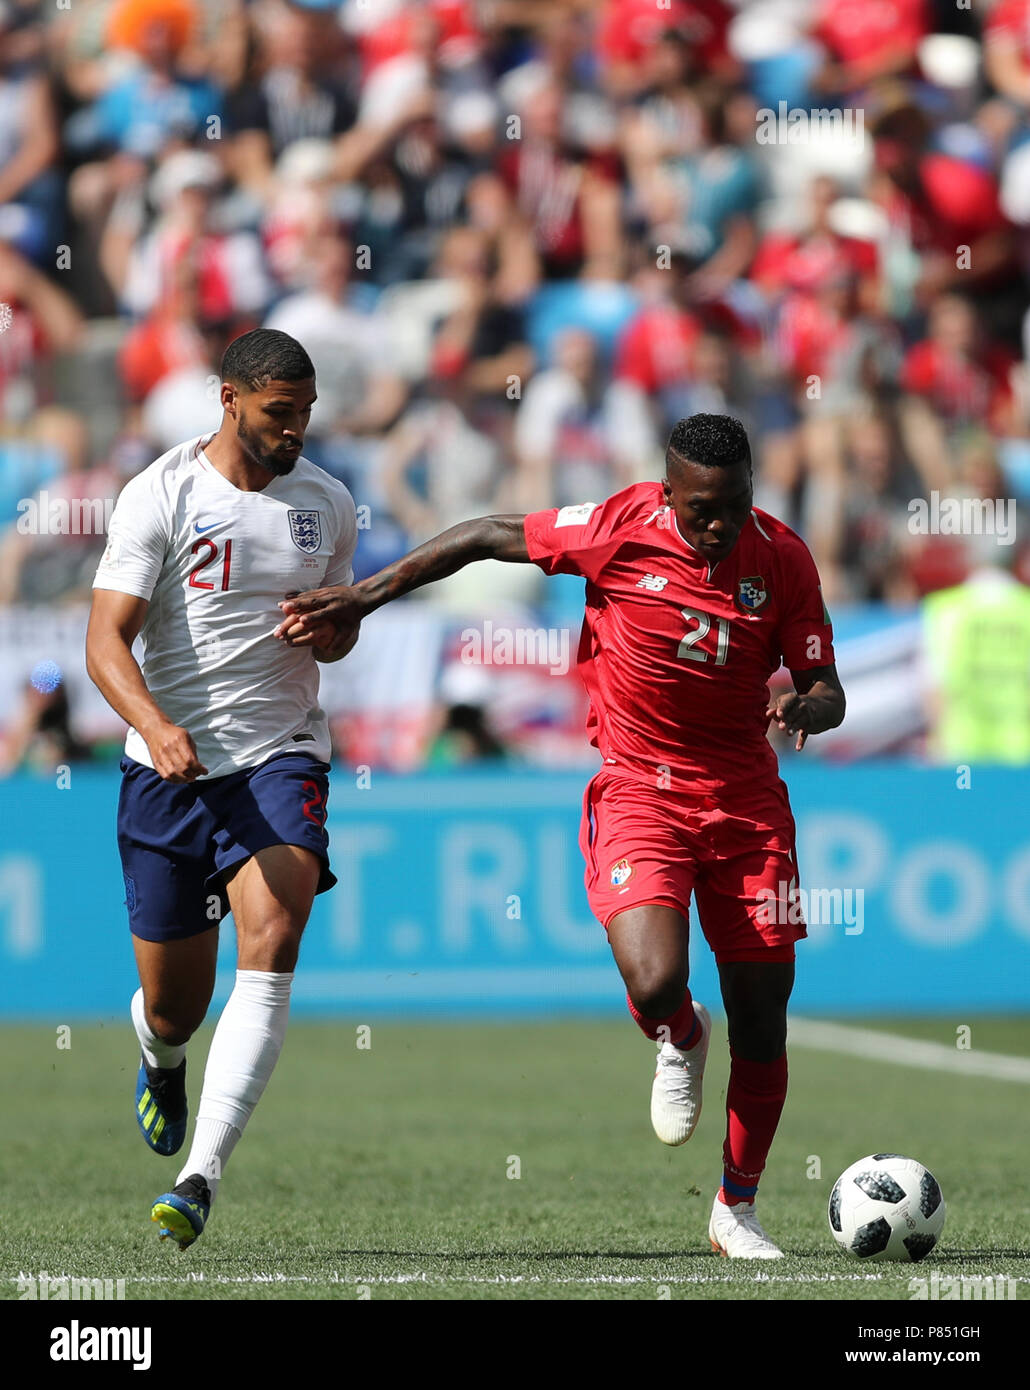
[175,970,294,1199]
[175,1119,241,1200]
[132,987,187,1071]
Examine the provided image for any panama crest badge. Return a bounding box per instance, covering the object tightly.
[737,576,768,612]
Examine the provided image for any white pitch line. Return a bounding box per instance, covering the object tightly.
[789,1019,1030,1083]
[8,1272,894,1288]
[10,1271,1027,1291]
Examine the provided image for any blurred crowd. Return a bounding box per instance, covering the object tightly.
[4,0,1030,767]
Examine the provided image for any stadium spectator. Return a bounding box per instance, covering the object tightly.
[265,230,406,441]
[100,148,270,323]
[223,0,445,216]
[351,0,486,125]
[378,338,541,609]
[622,80,761,302]
[750,175,877,304]
[65,0,222,163]
[225,1,355,178]
[0,239,84,420]
[117,268,213,406]
[0,405,86,537]
[379,354,508,542]
[596,0,738,98]
[376,222,534,388]
[425,702,509,767]
[0,4,62,265]
[514,326,656,511]
[823,412,921,602]
[905,434,1029,596]
[922,538,1030,764]
[496,7,598,119]
[984,0,1030,109]
[0,660,91,776]
[897,295,1020,496]
[0,407,116,604]
[810,0,931,98]
[496,80,622,281]
[901,293,1019,436]
[614,250,763,441]
[259,137,341,292]
[865,98,1018,318]
[417,221,534,405]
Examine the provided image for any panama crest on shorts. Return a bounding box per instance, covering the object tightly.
[610,858,634,888]
[288,510,322,553]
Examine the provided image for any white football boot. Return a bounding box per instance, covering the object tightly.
[708,1195,785,1259]
[649,1001,711,1145]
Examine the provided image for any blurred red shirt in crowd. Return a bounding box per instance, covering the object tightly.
[813,0,929,71]
[357,0,481,75]
[596,0,735,82]
[985,0,1030,65]
[901,296,1018,433]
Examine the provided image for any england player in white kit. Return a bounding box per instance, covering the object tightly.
[86,329,358,1249]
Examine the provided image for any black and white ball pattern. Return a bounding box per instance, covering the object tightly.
[829,1154,946,1261]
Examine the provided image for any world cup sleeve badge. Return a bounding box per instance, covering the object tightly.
[610,858,634,888]
[737,576,768,613]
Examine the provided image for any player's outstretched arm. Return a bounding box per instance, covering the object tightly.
[276,515,529,646]
[767,663,846,752]
[86,589,208,781]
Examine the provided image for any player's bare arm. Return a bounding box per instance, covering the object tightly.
[767,663,846,752]
[275,515,529,646]
[86,589,208,782]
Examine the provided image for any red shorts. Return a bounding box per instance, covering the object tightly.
[579,767,805,963]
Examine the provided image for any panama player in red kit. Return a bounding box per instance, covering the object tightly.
[276,415,846,1258]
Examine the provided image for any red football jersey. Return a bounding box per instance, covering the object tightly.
[523,482,834,795]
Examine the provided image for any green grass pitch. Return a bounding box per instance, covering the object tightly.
[1,1017,1027,1301]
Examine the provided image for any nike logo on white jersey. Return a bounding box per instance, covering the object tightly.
[194,521,219,533]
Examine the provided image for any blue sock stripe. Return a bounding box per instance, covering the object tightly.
[722,1173,760,1198]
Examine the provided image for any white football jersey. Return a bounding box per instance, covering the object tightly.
[93,434,357,779]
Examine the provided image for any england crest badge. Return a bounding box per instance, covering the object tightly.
[288,510,322,554]
[737,575,768,612]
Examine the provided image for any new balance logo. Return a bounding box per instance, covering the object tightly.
[637,573,669,591]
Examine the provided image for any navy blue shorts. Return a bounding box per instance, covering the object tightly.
[117,752,337,942]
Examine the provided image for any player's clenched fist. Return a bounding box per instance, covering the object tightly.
[141,719,209,782]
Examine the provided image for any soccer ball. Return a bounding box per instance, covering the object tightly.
[828,1154,945,1261]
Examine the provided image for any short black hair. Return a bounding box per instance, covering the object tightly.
[666,414,751,474]
[221,329,315,391]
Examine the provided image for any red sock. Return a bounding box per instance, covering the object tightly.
[625,990,698,1047]
[719,1050,788,1206]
